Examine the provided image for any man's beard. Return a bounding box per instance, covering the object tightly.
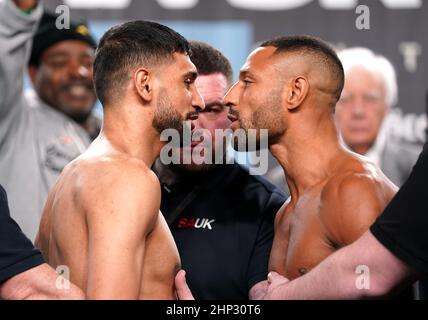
[152,88,199,149]
[152,90,184,134]
[233,88,285,151]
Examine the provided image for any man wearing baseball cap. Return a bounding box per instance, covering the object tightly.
[0,0,99,240]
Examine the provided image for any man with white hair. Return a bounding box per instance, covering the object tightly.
[335,47,424,186]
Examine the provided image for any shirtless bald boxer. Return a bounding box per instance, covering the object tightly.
[227,35,399,292]
[36,21,204,299]
[175,36,398,299]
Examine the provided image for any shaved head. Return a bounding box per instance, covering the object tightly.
[261,35,344,105]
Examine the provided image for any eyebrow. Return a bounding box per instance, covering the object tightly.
[204,100,224,109]
[239,69,254,79]
[184,71,198,81]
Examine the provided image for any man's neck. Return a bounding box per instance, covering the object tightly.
[102,107,163,168]
[270,116,343,198]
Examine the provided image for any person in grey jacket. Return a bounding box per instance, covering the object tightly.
[335,47,424,187]
[0,0,98,240]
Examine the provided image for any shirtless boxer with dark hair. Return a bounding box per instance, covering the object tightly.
[175,35,399,299]
[36,20,204,299]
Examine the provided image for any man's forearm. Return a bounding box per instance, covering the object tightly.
[0,0,42,116]
[267,231,416,299]
[269,249,362,299]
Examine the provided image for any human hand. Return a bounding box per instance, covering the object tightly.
[13,0,38,11]
[249,280,269,300]
[264,271,291,300]
[174,269,195,300]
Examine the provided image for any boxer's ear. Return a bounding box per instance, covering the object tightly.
[285,76,309,111]
[134,68,152,102]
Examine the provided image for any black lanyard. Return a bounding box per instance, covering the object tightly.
[163,165,233,227]
[165,184,203,226]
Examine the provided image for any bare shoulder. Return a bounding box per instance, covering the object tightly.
[73,154,161,224]
[80,154,159,190]
[322,155,397,206]
[320,155,397,245]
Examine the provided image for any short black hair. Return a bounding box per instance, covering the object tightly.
[261,35,344,101]
[93,20,190,105]
[189,41,233,84]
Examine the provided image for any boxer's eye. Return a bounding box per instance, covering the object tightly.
[206,105,222,113]
[184,78,194,88]
[242,79,251,87]
[49,59,68,69]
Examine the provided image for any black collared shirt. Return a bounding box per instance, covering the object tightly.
[157,163,287,300]
[371,143,428,275]
[0,185,45,283]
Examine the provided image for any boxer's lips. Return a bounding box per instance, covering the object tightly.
[227,113,238,123]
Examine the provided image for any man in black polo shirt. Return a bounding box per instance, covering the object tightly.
[0,184,83,299]
[153,41,287,300]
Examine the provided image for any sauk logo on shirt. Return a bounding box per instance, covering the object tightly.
[177,218,215,230]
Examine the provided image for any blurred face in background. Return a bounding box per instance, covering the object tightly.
[176,72,231,172]
[29,40,96,124]
[335,67,389,155]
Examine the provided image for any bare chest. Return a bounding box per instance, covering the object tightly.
[270,192,334,279]
[139,213,181,299]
